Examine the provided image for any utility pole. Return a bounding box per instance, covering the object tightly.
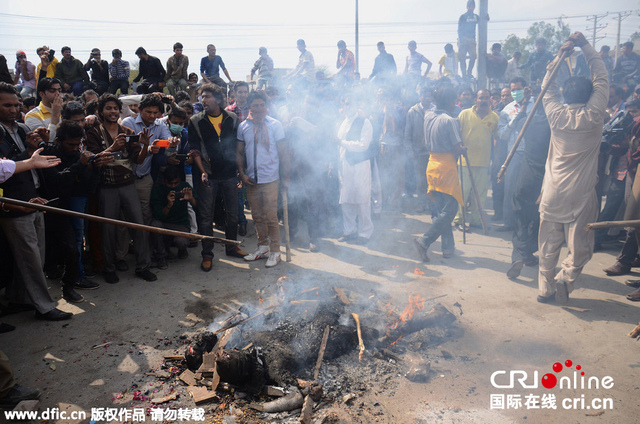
[355,0,359,74]
[614,11,632,63]
[477,0,488,89]
[586,13,608,49]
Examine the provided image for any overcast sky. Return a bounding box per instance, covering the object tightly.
[1,1,638,80]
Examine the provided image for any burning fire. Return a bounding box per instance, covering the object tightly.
[414,268,425,275]
[385,295,427,345]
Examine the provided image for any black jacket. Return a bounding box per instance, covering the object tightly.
[0,123,42,217]
[188,109,238,180]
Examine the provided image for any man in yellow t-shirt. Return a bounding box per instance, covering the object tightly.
[454,89,499,229]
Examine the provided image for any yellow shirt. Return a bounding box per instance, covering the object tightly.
[35,58,59,84]
[458,106,499,167]
[207,114,222,136]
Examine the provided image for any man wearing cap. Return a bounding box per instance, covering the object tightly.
[13,51,36,98]
[84,48,110,95]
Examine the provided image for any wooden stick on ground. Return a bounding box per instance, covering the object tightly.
[313,325,331,380]
[0,196,239,245]
[351,313,365,361]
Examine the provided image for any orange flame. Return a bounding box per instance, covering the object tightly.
[386,294,427,338]
[316,291,319,296]
[414,268,425,275]
[258,297,263,303]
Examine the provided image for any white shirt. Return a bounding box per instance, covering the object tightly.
[238,116,285,184]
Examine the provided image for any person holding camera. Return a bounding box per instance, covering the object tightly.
[536,32,609,304]
[85,94,156,284]
[84,48,110,95]
[24,77,62,144]
[13,51,36,98]
[150,166,196,269]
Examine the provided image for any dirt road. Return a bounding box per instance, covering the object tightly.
[1,208,638,423]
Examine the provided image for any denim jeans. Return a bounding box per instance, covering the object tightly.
[417,191,458,254]
[68,196,88,281]
[109,79,129,95]
[595,177,625,245]
[196,176,238,258]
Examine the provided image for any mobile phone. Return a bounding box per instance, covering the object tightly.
[111,151,123,160]
[154,140,171,148]
[175,154,189,159]
[175,192,185,200]
[125,134,140,143]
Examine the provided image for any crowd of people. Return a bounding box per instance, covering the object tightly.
[1,0,640,408]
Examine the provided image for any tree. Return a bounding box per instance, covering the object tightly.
[501,19,571,79]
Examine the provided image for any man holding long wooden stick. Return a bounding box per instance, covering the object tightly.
[537,32,608,304]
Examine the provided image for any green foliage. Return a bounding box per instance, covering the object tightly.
[501,19,571,81]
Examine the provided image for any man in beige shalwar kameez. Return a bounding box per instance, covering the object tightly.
[537,32,609,304]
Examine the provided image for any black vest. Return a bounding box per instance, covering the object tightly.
[344,117,376,166]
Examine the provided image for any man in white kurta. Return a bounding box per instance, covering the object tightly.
[538,32,609,303]
[337,99,374,243]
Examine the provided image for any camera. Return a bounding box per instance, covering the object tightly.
[175,192,185,200]
[161,97,172,104]
[601,110,634,153]
[38,140,55,149]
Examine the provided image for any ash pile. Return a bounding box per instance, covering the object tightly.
[172,275,459,423]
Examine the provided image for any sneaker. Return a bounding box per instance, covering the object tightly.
[265,252,281,268]
[537,293,556,303]
[201,258,213,272]
[226,247,248,258]
[0,384,41,407]
[115,259,129,272]
[62,288,85,303]
[135,268,157,281]
[178,249,189,260]
[244,246,270,261]
[103,271,119,284]
[75,279,100,290]
[413,238,430,263]
[156,258,168,270]
[603,261,631,276]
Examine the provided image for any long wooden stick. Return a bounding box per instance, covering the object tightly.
[0,196,239,245]
[459,161,466,243]
[462,153,489,235]
[586,220,640,231]
[497,49,570,183]
[282,191,291,262]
